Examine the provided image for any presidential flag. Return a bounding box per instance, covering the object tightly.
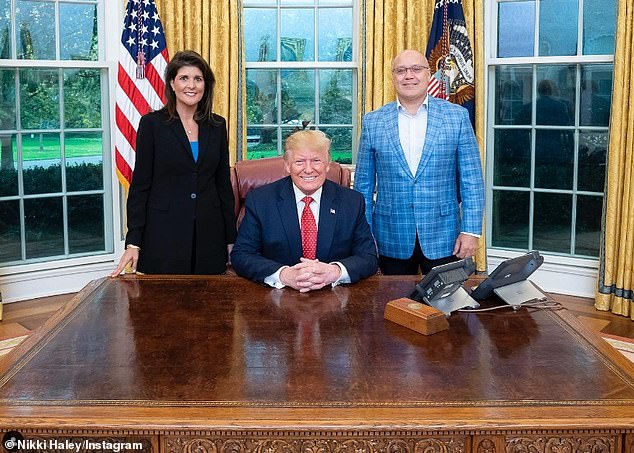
[425,0,475,127]
[115,0,169,190]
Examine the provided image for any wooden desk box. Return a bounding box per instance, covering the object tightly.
[384,297,449,335]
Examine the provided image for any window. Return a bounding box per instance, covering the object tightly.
[0,0,112,266]
[243,0,356,163]
[487,0,616,258]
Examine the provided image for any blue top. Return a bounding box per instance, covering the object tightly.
[190,141,199,162]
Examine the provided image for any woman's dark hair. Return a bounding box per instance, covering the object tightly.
[163,50,220,124]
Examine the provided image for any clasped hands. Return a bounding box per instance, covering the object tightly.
[280,258,342,293]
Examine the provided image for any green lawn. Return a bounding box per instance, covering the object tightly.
[246,146,351,164]
[5,135,102,161]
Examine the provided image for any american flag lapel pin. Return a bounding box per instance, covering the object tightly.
[330,208,336,215]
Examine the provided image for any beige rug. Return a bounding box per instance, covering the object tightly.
[0,335,28,357]
[602,334,634,364]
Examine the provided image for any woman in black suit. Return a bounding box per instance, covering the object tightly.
[112,50,236,275]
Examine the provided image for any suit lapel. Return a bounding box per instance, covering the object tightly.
[316,180,338,260]
[276,177,303,260]
[415,97,441,180]
[167,113,195,163]
[386,102,415,179]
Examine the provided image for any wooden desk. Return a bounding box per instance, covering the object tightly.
[1,275,633,453]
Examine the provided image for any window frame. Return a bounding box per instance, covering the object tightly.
[484,0,614,263]
[0,0,117,274]
[242,0,359,162]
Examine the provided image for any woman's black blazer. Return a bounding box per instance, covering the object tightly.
[125,109,237,274]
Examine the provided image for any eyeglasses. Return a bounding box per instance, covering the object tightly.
[392,65,429,77]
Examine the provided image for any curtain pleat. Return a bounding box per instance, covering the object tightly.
[595,0,634,320]
[360,0,487,272]
[155,0,241,165]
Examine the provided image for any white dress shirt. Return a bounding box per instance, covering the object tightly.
[264,184,351,288]
[397,97,429,176]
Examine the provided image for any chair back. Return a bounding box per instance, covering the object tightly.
[230,156,351,228]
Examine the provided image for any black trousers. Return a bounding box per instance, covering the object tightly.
[379,236,457,275]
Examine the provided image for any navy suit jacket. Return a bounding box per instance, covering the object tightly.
[231,177,378,284]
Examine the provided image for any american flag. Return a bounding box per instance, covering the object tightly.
[425,0,475,128]
[115,0,169,189]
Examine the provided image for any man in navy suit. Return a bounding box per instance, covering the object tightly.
[355,49,485,275]
[231,130,378,292]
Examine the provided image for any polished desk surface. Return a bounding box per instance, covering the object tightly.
[1,275,634,431]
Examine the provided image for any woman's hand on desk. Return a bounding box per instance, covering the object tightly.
[111,246,140,276]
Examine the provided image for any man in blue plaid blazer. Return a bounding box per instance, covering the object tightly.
[355,49,485,275]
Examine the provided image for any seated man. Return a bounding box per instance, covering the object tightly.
[231,130,378,292]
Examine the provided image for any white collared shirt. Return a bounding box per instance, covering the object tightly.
[263,184,350,288]
[397,97,429,176]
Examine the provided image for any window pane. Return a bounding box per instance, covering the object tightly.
[320,126,351,164]
[319,70,352,124]
[498,1,535,58]
[281,69,315,125]
[0,0,11,59]
[281,127,297,146]
[583,0,616,55]
[580,64,612,127]
[19,69,60,129]
[244,9,277,62]
[246,69,278,125]
[578,130,608,192]
[246,126,279,159]
[22,133,61,194]
[25,196,64,259]
[281,9,314,62]
[534,66,575,126]
[64,69,102,128]
[493,129,530,187]
[0,200,21,263]
[318,8,352,62]
[492,190,529,249]
[281,0,313,4]
[68,194,104,254]
[495,66,532,125]
[0,134,17,196]
[0,69,16,129]
[575,195,602,257]
[16,1,56,60]
[60,3,97,61]
[533,192,571,253]
[65,132,103,192]
[534,129,574,190]
[539,0,577,56]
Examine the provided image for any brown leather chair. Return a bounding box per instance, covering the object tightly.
[230,156,351,228]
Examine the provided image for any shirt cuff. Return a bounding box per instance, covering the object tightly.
[264,266,288,289]
[330,262,351,287]
[460,231,481,239]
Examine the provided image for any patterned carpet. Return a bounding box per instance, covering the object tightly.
[602,334,634,363]
[0,335,28,358]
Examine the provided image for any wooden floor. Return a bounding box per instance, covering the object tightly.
[1,290,633,343]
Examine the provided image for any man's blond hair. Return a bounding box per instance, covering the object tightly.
[283,130,331,162]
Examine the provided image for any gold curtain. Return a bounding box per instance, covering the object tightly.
[595,0,634,320]
[360,0,487,272]
[155,0,242,165]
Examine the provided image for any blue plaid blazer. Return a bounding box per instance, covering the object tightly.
[354,96,485,260]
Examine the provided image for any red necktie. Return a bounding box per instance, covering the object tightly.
[301,196,317,259]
